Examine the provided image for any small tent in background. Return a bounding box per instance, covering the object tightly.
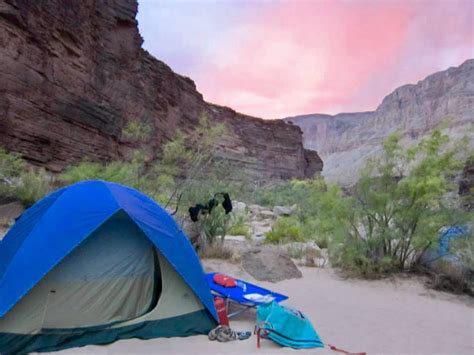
[0,180,217,353]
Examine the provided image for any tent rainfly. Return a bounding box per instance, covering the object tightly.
[0,180,217,353]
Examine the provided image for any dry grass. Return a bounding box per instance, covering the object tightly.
[287,244,328,267]
[199,243,234,260]
[427,260,473,296]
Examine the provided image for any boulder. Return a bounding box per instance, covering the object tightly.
[259,209,276,219]
[249,220,272,240]
[232,201,247,214]
[273,205,297,216]
[248,204,275,220]
[283,242,328,267]
[242,245,302,282]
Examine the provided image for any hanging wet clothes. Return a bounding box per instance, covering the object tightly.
[188,193,233,222]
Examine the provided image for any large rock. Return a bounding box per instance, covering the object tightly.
[0,0,322,182]
[273,205,297,216]
[249,220,272,241]
[285,59,474,185]
[242,246,302,282]
[232,201,247,214]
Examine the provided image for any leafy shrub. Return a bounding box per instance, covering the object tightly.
[227,212,250,238]
[0,149,53,206]
[60,161,136,185]
[227,224,250,238]
[14,169,54,207]
[327,130,469,276]
[122,121,153,141]
[0,148,24,181]
[265,216,305,244]
[197,205,232,246]
[254,182,298,207]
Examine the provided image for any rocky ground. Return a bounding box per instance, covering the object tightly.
[215,202,327,283]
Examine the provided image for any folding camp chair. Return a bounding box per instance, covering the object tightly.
[206,272,288,318]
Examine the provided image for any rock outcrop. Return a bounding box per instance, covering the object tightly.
[286,59,474,185]
[242,246,302,283]
[0,0,322,181]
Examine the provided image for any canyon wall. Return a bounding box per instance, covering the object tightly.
[286,59,473,185]
[0,0,322,181]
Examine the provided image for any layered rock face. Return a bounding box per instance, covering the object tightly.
[0,0,322,181]
[286,60,473,185]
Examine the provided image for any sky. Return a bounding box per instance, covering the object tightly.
[137,0,474,119]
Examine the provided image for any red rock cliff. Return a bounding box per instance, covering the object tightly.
[0,0,322,180]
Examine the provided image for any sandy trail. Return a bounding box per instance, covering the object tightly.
[52,264,473,355]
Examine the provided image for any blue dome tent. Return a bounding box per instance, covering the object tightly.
[0,180,217,353]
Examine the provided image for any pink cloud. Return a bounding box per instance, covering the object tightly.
[192,0,473,118]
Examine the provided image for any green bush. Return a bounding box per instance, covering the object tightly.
[265,216,305,244]
[0,149,53,206]
[227,211,250,238]
[326,130,469,276]
[0,148,24,180]
[60,161,136,185]
[14,169,54,207]
[197,204,231,246]
[122,121,153,141]
[227,224,250,238]
[254,182,298,207]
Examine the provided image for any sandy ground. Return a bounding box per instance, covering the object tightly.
[53,261,473,355]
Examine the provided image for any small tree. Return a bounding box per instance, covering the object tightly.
[328,130,468,275]
[122,121,153,142]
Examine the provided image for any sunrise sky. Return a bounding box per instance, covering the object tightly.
[137,0,473,119]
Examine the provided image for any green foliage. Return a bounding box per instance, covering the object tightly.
[197,205,232,246]
[227,224,250,238]
[0,148,24,180]
[266,216,305,244]
[13,169,53,207]
[60,114,246,214]
[159,115,254,222]
[254,130,468,278]
[122,121,153,141]
[255,178,343,248]
[254,182,299,207]
[0,149,53,206]
[327,130,468,276]
[60,161,135,185]
[227,212,250,238]
[57,114,246,248]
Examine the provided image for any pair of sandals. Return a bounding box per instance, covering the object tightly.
[208,325,252,342]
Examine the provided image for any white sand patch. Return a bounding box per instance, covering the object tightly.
[51,264,473,355]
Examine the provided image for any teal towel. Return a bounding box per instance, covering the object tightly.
[256,301,324,349]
